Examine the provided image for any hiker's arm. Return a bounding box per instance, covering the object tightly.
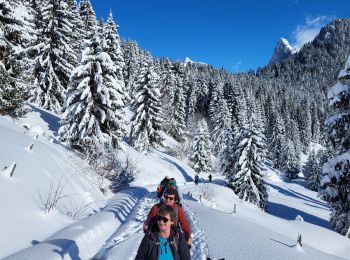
[178,207,192,241]
[178,232,191,260]
[135,235,148,260]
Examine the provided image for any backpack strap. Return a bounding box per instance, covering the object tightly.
[172,204,179,227]
[168,232,179,252]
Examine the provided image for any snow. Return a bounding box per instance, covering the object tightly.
[269,38,297,66]
[183,57,207,66]
[1,108,350,260]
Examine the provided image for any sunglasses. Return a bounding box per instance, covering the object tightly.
[156,215,171,223]
[164,195,175,201]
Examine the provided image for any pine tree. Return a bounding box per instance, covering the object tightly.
[271,111,285,170]
[321,55,350,237]
[159,58,177,134]
[31,0,77,113]
[129,58,163,153]
[212,98,231,155]
[227,103,268,209]
[219,127,234,177]
[79,0,97,40]
[282,137,300,180]
[167,84,186,142]
[59,32,123,153]
[304,149,322,191]
[67,0,84,54]
[298,100,312,153]
[209,82,224,124]
[0,0,32,115]
[312,109,321,144]
[190,119,212,174]
[122,39,142,95]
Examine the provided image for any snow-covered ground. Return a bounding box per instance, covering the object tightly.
[1,106,350,260]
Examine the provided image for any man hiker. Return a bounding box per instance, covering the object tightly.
[143,187,193,246]
[194,174,199,185]
[208,174,212,182]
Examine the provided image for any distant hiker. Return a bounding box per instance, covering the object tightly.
[194,174,199,185]
[208,174,212,182]
[136,205,191,260]
[144,187,193,246]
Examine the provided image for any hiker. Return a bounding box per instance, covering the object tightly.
[144,187,193,246]
[157,176,183,204]
[194,174,199,185]
[136,205,191,260]
[208,174,212,182]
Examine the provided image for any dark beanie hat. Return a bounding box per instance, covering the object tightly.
[165,187,176,196]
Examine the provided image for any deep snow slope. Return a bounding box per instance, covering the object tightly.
[0,108,106,258]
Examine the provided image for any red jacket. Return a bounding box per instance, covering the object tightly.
[146,203,192,240]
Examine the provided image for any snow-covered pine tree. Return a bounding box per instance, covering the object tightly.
[304,149,322,191]
[103,10,125,91]
[59,31,123,154]
[167,84,186,142]
[190,119,212,174]
[129,57,163,153]
[0,0,33,115]
[31,0,77,113]
[219,126,234,177]
[79,0,97,40]
[281,137,300,180]
[227,102,268,209]
[185,74,198,129]
[67,0,84,54]
[212,98,231,155]
[271,111,285,170]
[101,10,127,142]
[298,100,312,153]
[159,58,176,133]
[122,39,142,95]
[209,81,224,127]
[321,55,350,237]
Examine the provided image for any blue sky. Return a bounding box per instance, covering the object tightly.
[90,0,350,73]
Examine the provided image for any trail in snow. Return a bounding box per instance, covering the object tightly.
[96,186,213,260]
[182,203,209,260]
[95,195,158,259]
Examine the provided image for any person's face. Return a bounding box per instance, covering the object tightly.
[164,193,175,206]
[157,213,174,232]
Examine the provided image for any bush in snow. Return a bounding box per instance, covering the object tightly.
[199,185,216,204]
[109,154,138,193]
[39,176,69,213]
[295,215,304,221]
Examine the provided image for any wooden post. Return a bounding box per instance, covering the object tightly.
[9,163,16,177]
[297,234,302,247]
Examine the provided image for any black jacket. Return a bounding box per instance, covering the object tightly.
[135,226,191,260]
